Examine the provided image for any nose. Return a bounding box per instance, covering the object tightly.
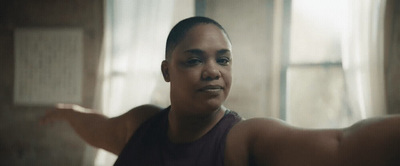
[201,61,221,81]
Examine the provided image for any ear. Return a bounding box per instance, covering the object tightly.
[161,60,170,82]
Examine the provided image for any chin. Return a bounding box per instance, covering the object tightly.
[200,98,225,111]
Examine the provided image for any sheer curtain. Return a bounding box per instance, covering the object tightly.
[94,0,175,165]
[274,0,388,128]
[104,0,175,117]
[342,0,387,120]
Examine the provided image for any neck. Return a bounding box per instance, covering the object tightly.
[167,106,225,143]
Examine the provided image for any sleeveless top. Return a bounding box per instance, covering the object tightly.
[114,106,242,166]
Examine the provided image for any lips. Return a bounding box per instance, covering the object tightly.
[198,85,224,92]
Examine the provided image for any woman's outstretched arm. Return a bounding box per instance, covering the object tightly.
[40,104,161,155]
[226,115,400,166]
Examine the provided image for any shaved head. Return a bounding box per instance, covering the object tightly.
[165,16,230,60]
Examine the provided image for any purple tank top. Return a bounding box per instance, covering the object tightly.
[114,106,242,166]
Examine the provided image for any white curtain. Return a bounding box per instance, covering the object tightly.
[94,0,175,165]
[104,0,175,117]
[342,0,387,120]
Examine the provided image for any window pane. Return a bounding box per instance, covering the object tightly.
[290,0,347,64]
[286,66,354,128]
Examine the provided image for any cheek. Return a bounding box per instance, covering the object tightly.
[223,69,233,89]
[171,68,201,86]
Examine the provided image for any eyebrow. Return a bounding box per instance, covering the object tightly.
[216,49,231,56]
[184,49,204,55]
[184,49,231,56]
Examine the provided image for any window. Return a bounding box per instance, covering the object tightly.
[282,0,386,128]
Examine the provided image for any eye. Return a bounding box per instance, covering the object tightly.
[186,58,202,66]
[217,57,230,66]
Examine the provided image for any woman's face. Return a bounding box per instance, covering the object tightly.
[163,24,232,114]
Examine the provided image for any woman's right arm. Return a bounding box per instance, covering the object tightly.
[40,104,162,155]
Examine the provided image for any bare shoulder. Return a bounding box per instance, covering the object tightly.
[225,118,287,166]
[226,118,293,146]
[225,118,342,166]
[225,118,293,150]
[121,104,163,124]
[111,104,163,147]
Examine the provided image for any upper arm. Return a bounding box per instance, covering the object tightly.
[338,116,400,165]
[247,116,400,166]
[246,118,342,166]
[105,104,162,155]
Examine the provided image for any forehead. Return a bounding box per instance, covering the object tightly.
[173,24,232,54]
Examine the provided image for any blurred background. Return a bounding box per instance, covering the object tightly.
[1,0,399,165]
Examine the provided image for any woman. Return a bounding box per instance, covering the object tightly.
[41,17,400,166]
